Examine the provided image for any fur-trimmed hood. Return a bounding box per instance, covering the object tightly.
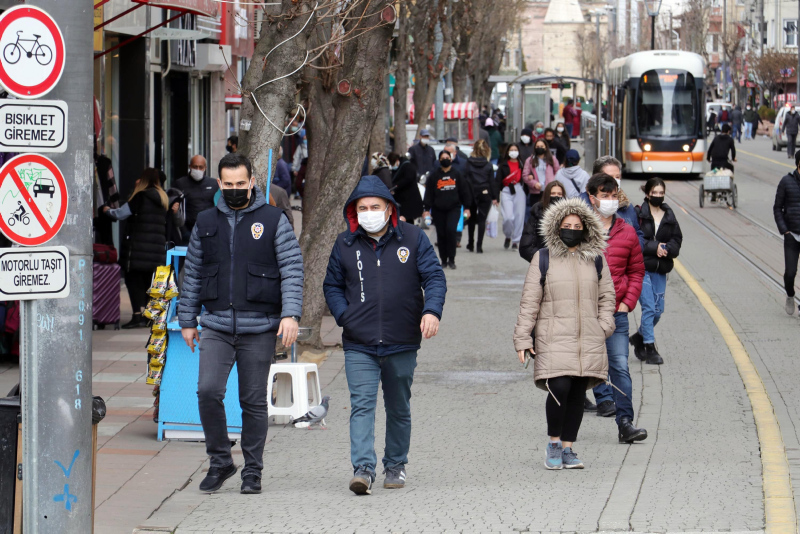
[539,197,606,260]
[618,188,631,209]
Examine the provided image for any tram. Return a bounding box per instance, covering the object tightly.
[608,51,707,178]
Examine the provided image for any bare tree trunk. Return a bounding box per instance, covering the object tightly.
[299,2,394,349]
[369,77,388,156]
[452,61,467,102]
[392,2,410,155]
[238,2,313,191]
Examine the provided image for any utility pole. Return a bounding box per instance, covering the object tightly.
[669,10,673,49]
[722,0,728,102]
[434,0,444,139]
[518,24,523,76]
[21,1,94,533]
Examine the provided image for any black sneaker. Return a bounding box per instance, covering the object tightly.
[583,395,597,412]
[629,332,646,361]
[240,474,261,494]
[511,243,518,250]
[618,417,648,443]
[349,467,374,495]
[383,465,406,489]
[596,400,616,417]
[447,260,456,269]
[199,463,237,493]
[122,313,146,329]
[504,238,511,249]
[466,244,474,252]
[644,343,663,365]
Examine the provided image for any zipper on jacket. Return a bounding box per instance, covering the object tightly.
[573,255,583,375]
[230,210,238,336]
[377,257,382,344]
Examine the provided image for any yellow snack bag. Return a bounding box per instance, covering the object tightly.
[146,331,168,355]
[151,311,168,334]
[165,269,179,300]
[146,367,163,386]
[143,300,162,321]
[149,351,166,369]
[148,266,172,298]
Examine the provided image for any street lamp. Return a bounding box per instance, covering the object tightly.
[644,0,663,51]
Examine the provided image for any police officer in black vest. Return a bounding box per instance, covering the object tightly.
[178,153,304,495]
[324,175,447,495]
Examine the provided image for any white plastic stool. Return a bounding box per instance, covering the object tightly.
[267,362,324,428]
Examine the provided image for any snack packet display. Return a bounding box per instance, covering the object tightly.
[151,311,168,334]
[148,265,172,298]
[146,367,163,386]
[164,269,179,300]
[146,331,167,355]
[143,301,162,321]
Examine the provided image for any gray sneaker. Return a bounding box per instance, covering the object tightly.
[544,441,563,470]
[383,465,406,489]
[349,467,374,495]
[562,447,585,469]
[786,296,796,316]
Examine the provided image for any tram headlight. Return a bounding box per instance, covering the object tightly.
[682,144,690,152]
[643,143,652,152]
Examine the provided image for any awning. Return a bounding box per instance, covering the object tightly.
[131,0,218,18]
[225,95,243,106]
[408,102,479,122]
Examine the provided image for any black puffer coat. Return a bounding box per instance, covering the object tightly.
[391,159,424,221]
[636,200,683,274]
[519,201,546,262]
[121,188,167,272]
[774,170,800,235]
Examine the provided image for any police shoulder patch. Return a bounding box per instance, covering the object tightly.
[397,246,410,264]
[251,222,264,240]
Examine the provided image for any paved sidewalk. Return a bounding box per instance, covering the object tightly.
[135,228,765,534]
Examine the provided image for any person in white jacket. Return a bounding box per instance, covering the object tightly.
[556,150,590,199]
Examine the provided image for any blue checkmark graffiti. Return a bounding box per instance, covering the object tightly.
[54,450,79,478]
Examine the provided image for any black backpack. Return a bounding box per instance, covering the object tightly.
[538,247,603,287]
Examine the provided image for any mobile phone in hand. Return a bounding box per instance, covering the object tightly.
[524,349,534,369]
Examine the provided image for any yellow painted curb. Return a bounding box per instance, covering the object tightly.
[738,148,795,170]
[673,260,796,533]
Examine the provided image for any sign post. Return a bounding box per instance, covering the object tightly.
[5,2,94,533]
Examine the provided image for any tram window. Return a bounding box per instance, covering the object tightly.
[636,70,697,137]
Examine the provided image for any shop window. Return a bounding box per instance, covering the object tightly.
[785,19,798,48]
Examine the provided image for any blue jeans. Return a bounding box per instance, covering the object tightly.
[638,272,666,344]
[743,122,753,139]
[566,123,574,138]
[345,350,417,475]
[592,312,634,424]
[732,123,741,142]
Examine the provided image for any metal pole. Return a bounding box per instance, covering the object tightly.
[445,0,454,103]
[722,0,727,101]
[517,24,523,76]
[22,1,94,532]
[797,0,799,102]
[596,81,602,157]
[651,15,655,50]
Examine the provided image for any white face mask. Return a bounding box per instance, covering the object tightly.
[508,150,519,159]
[520,135,531,144]
[594,198,619,217]
[556,127,565,133]
[189,169,204,181]
[358,206,390,233]
[419,137,429,146]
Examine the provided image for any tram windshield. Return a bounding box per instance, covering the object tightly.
[636,69,698,137]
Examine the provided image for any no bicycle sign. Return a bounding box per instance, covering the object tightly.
[0,153,67,246]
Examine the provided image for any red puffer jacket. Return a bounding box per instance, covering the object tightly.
[604,217,645,311]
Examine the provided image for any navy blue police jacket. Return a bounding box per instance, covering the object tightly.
[323,175,446,356]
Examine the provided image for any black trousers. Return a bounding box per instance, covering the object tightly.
[433,208,461,264]
[467,202,490,250]
[710,159,734,172]
[788,134,797,159]
[124,269,153,313]
[545,376,590,442]
[784,235,800,297]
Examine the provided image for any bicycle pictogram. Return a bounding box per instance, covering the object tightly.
[3,31,52,66]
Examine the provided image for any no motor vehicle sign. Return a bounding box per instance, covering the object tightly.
[0,245,69,299]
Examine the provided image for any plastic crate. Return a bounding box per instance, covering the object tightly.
[703,173,732,191]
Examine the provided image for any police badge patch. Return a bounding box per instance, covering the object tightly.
[397,246,410,264]
[251,222,264,240]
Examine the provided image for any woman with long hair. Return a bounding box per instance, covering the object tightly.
[514,198,615,470]
[103,168,169,328]
[464,139,498,253]
[630,178,683,365]
[522,138,560,206]
[496,143,527,250]
[555,121,571,149]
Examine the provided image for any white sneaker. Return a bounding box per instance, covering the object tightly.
[786,296,796,316]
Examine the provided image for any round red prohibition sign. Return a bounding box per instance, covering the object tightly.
[0,5,65,99]
[0,154,68,246]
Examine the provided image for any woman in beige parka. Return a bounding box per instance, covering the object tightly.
[513,197,616,470]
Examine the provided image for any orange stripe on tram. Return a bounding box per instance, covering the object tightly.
[626,152,704,162]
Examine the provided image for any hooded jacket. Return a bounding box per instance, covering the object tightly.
[522,154,560,194]
[519,128,535,164]
[120,188,168,273]
[637,200,683,273]
[513,197,616,390]
[408,140,437,179]
[391,158,424,221]
[178,187,303,334]
[556,165,590,199]
[323,176,446,356]
[464,157,498,206]
[605,216,645,311]
[731,106,743,126]
[784,111,800,135]
[774,169,800,235]
[579,190,645,251]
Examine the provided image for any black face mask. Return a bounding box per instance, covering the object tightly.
[550,196,564,204]
[560,228,583,248]
[440,158,451,168]
[649,196,664,208]
[222,187,251,209]
[225,145,234,153]
[535,147,546,155]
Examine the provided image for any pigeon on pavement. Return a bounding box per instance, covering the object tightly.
[289,396,330,429]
